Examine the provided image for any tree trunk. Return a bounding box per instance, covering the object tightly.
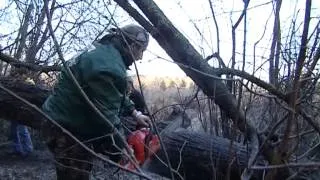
[0,78,49,129]
[113,1,259,158]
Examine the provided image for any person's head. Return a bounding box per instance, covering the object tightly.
[119,24,149,60]
[99,24,149,67]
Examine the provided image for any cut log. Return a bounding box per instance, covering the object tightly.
[144,130,251,180]
[143,112,262,180]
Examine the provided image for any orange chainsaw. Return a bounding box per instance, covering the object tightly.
[120,128,160,170]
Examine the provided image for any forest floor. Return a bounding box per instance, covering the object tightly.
[0,141,166,180]
[0,142,55,180]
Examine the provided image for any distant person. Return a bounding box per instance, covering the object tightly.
[8,70,34,157]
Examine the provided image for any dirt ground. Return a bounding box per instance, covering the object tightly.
[0,142,166,180]
[0,143,56,180]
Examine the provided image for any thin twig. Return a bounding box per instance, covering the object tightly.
[250,162,320,170]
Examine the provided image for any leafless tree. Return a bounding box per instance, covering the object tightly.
[0,0,320,179]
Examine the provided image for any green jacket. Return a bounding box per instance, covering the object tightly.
[42,42,134,142]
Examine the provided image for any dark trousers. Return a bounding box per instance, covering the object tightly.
[10,121,33,155]
[42,123,124,180]
[43,124,93,180]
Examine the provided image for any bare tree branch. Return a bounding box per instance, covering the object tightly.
[0,51,61,72]
[215,67,287,101]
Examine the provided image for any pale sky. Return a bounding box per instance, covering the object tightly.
[130,0,320,79]
[1,0,319,79]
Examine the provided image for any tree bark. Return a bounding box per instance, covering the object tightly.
[144,130,254,180]
[143,111,262,180]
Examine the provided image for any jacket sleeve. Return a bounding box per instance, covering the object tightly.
[85,71,126,149]
[121,96,135,116]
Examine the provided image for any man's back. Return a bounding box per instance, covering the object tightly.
[42,42,128,137]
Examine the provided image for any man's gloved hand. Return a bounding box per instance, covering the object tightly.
[133,110,151,127]
[136,114,151,127]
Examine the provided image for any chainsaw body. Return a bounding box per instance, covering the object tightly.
[121,128,160,170]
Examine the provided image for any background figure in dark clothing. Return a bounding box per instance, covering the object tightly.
[10,121,33,156]
[122,76,149,135]
[127,77,148,115]
[8,72,34,157]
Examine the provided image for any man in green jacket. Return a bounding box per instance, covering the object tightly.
[42,24,151,180]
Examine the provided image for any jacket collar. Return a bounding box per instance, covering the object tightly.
[99,36,134,69]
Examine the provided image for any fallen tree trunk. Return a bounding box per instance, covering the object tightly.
[0,78,263,179]
[143,111,263,180]
[144,130,250,180]
[0,78,49,129]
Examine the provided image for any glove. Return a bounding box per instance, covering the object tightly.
[133,110,151,127]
